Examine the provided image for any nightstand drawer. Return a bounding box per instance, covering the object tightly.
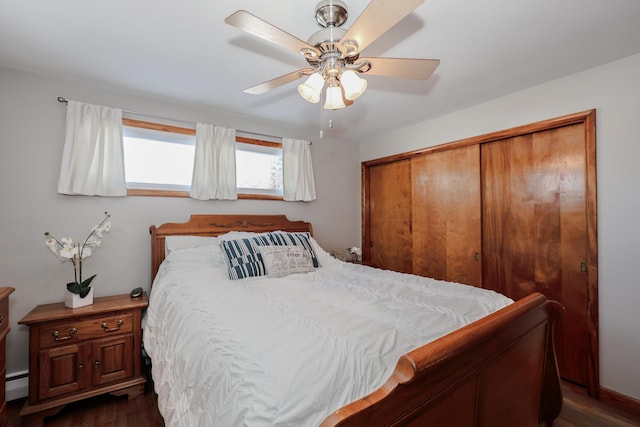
[39,313,134,348]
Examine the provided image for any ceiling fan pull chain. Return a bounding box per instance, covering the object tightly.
[319,92,325,139]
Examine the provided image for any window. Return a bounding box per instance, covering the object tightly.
[236,138,283,198]
[122,119,283,199]
[123,121,195,192]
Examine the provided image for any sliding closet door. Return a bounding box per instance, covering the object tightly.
[364,159,413,273]
[412,145,482,286]
[481,123,591,388]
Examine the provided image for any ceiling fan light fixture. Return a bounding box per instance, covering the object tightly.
[340,69,367,100]
[226,1,440,111]
[324,84,346,110]
[298,72,325,103]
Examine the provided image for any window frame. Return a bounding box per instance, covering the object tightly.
[122,118,284,200]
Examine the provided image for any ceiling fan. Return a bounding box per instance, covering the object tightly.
[225,0,440,110]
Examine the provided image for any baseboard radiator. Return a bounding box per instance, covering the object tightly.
[6,370,29,401]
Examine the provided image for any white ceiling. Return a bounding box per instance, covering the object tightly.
[2,0,640,141]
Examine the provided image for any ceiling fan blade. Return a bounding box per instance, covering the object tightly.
[226,10,321,60]
[339,0,425,55]
[360,57,439,80]
[243,68,314,95]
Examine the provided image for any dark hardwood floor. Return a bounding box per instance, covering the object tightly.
[556,383,640,427]
[7,382,640,426]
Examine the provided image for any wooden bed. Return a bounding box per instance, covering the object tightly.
[149,214,563,426]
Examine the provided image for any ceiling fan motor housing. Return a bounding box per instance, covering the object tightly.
[315,0,348,28]
[307,1,361,76]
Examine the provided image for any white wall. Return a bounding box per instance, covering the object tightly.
[360,53,640,400]
[0,67,361,381]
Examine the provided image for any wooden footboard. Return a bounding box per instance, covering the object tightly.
[321,293,563,427]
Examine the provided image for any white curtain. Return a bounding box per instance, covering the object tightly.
[190,123,237,200]
[57,100,126,196]
[282,138,316,202]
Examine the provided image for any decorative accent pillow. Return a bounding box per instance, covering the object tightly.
[269,232,319,267]
[220,235,271,280]
[259,245,315,278]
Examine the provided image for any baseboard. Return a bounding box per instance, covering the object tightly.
[600,386,640,417]
[6,370,29,401]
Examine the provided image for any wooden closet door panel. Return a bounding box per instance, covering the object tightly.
[412,145,482,286]
[367,160,413,273]
[481,123,589,386]
[553,125,590,386]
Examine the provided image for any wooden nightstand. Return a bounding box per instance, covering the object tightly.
[0,287,15,426]
[18,293,148,426]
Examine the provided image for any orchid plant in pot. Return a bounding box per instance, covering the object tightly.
[44,212,112,308]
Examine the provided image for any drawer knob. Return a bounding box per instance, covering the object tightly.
[101,319,124,332]
[0,314,3,326]
[52,328,77,341]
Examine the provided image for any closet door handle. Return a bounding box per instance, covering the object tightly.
[580,262,587,273]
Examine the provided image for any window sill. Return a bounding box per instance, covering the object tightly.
[126,189,283,200]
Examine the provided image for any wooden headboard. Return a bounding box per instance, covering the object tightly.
[149,214,313,282]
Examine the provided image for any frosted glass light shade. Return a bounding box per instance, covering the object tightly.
[340,70,367,100]
[324,85,346,110]
[298,73,324,103]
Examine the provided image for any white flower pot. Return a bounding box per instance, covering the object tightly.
[65,287,94,308]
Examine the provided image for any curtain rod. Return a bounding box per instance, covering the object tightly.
[56,96,295,143]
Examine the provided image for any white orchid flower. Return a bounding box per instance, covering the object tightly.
[45,237,58,251]
[93,226,103,238]
[59,245,78,259]
[80,247,92,259]
[44,212,111,291]
[86,236,101,247]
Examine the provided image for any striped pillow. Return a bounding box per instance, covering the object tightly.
[269,232,319,268]
[220,235,271,280]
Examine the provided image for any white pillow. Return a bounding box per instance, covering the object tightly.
[258,245,315,278]
[217,231,270,242]
[165,235,220,255]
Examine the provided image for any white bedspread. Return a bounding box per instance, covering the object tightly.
[143,240,512,427]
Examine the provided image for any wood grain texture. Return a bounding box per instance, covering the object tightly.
[481,123,591,388]
[19,294,148,326]
[364,159,413,273]
[19,294,147,426]
[361,109,598,395]
[411,145,481,286]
